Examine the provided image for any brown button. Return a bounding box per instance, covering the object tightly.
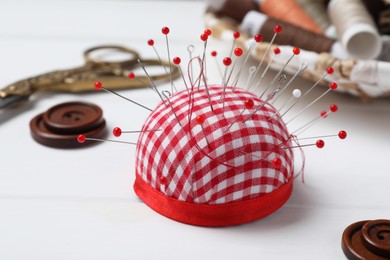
[342,220,390,260]
[42,102,103,134]
[362,219,390,258]
[30,101,106,148]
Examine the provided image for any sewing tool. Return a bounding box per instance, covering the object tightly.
[77,26,346,226]
[0,45,179,110]
[296,0,332,34]
[328,0,382,59]
[207,0,258,23]
[240,10,342,57]
[360,0,390,35]
[258,0,323,35]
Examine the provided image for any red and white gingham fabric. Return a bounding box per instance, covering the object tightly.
[136,85,293,205]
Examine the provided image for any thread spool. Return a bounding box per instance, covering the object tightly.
[328,0,382,59]
[259,0,323,35]
[295,0,331,32]
[206,0,258,23]
[360,0,390,35]
[241,11,335,54]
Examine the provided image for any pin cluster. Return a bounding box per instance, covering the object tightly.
[78,26,347,175]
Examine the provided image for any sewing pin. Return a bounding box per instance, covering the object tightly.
[229,31,240,57]
[112,127,162,137]
[161,26,177,93]
[210,50,223,79]
[94,81,152,111]
[282,139,325,149]
[195,114,211,149]
[220,48,243,105]
[173,56,190,94]
[77,134,137,145]
[200,29,212,86]
[247,25,283,90]
[295,130,348,141]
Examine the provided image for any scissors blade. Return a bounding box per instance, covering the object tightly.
[0,95,28,109]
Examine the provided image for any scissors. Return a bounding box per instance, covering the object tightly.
[0,45,179,109]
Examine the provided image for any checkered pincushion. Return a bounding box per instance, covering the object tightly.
[134,85,294,225]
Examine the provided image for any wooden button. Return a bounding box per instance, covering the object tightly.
[30,101,106,148]
[362,219,390,258]
[42,102,103,134]
[342,220,390,260]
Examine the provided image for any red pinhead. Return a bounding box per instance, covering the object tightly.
[94,81,102,90]
[293,48,300,55]
[274,25,283,34]
[162,27,170,35]
[200,33,208,41]
[254,34,262,42]
[223,57,232,66]
[330,104,338,112]
[320,111,328,118]
[330,82,338,90]
[147,39,154,46]
[234,48,243,57]
[204,29,212,36]
[211,51,217,57]
[233,31,240,39]
[113,127,122,137]
[274,47,281,55]
[338,130,347,139]
[272,158,282,169]
[77,134,86,143]
[316,139,325,148]
[327,67,334,74]
[173,57,181,65]
[196,114,206,124]
[244,99,254,109]
[128,72,135,79]
[160,176,167,185]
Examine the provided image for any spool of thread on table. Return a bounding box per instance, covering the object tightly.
[259,0,323,35]
[296,0,330,32]
[360,0,390,35]
[241,11,335,54]
[328,0,382,59]
[207,0,258,23]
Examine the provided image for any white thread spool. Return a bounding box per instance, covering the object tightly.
[328,0,382,60]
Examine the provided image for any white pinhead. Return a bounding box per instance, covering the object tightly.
[293,89,301,98]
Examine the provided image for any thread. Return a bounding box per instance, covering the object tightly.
[296,0,331,32]
[328,0,382,59]
[361,0,390,35]
[260,16,335,54]
[259,0,323,35]
[207,0,258,23]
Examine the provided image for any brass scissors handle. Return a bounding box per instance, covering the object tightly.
[0,45,179,109]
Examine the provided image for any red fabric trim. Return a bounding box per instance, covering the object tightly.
[133,175,293,227]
